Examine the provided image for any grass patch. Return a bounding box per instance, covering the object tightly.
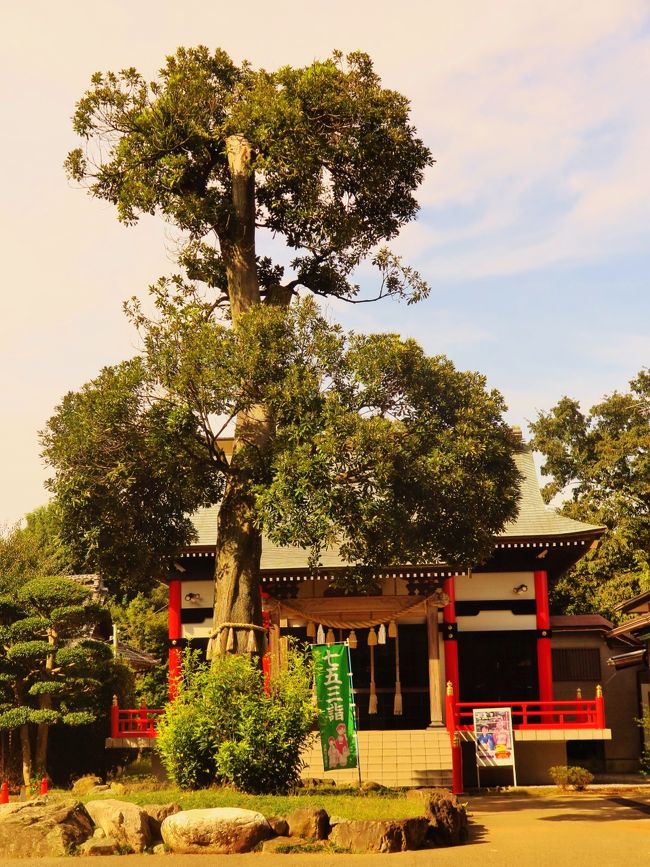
[273,841,351,854]
[70,784,426,820]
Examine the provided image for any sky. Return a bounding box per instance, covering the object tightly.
[1,0,649,526]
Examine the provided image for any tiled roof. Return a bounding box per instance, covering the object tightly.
[188,442,603,567]
[500,447,603,539]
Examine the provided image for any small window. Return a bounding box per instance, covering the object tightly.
[552,648,601,681]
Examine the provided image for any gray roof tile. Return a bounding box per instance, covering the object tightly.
[189,443,603,567]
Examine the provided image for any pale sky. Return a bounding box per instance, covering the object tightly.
[1,1,649,526]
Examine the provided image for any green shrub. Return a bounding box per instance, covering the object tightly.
[156,649,315,793]
[636,711,650,776]
[548,765,594,790]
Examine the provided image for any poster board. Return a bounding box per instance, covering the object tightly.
[473,707,516,779]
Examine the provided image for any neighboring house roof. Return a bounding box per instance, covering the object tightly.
[609,612,650,640]
[68,573,109,602]
[614,588,650,615]
[188,441,603,571]
[114,642,159,671]
[550,614,615,632]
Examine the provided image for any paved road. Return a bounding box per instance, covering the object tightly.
[2,792,650,866]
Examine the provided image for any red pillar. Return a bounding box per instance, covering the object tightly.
[443,576,463,792]
[595,685,605,728]
[443,576,459,698]
[534,569,553,702]
[446,681,463,795]
[168,579,182,701]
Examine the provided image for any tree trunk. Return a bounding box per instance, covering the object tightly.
[34,712,50,777]
[13,681,32,786]
[222,134,260,322]
[213,475,264,654]
[35,631,55,775]
[19,725,31,788]
[210,135,291,653]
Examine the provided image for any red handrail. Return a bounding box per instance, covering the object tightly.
[110,705,164,738]
[454,698,604,730]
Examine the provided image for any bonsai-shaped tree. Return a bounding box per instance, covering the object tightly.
[0,577,113,784]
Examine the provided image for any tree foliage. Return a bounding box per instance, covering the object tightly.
[44,296,520,587]
[110,586,168,706]
[530,369,650,620]
[0,576,115,783]
[0,504,78,594]
[41,358,222,592]
[65,47,432,308]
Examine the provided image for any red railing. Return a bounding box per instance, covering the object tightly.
[451,693,606,731]
[110,700,164,739]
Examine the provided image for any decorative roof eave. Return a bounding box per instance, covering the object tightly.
[607,648,646,670]
[608,612,650,639]
[494,532,602,549]
[173,551,466,583]
[614,588,650,615]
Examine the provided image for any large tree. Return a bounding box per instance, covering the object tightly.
[530,369,650,620]
[51,47,520,649]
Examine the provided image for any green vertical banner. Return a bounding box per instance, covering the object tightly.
[312,642,358,770]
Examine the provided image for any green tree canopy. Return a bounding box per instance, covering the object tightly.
[529,369,650,620]
[44,297,520,598]
[52,47,520,647]
[65,47,432,309]
[0,504,78,594]
[0,576,114,784]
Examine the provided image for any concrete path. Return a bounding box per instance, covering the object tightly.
[2,790,650,866]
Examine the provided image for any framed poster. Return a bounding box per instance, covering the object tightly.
[473,707,515,768]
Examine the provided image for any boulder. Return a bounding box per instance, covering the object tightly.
[266,815,289,837]
[71,775,103,795]
[422,789,468,846]
[0,797,93,858]
[85,798,152,853]
[330,818,430,853]
[161,807,271,854]
[285,807,329,840]
[78,835,121,855]
[142,802,182,838]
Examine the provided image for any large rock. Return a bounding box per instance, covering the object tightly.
[142,802,182,838]
[266,815,289,837]
[330,818,430,853]
[0,797,93,858]
[161,807,271,854]
[422,789,468,846]
[78,835,121,855]
[85,798,152,853]
[285,807,329,840]
[71,775,103,795]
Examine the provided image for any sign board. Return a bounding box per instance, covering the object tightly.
[312,642,358,771]
[473,707,515,768]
